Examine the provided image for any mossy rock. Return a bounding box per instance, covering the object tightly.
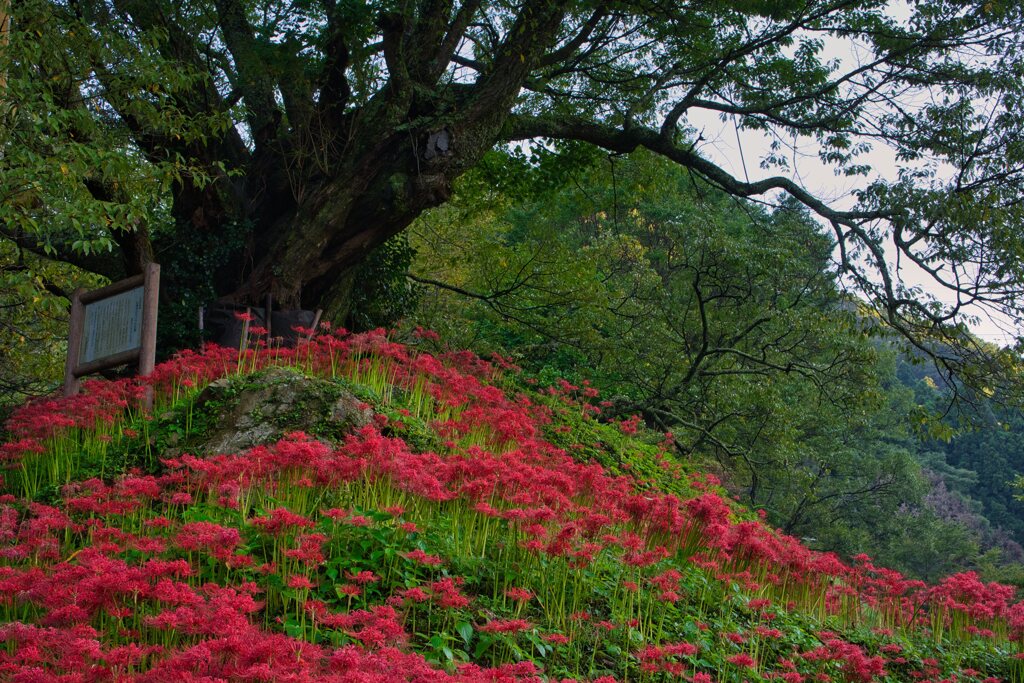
[191,368,374,454]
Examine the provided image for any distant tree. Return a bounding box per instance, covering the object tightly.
[1,0,1023,386]
[945,409,1024,545]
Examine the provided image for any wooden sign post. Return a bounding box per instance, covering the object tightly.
[63,263,160,407]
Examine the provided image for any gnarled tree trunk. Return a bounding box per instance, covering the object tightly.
[141,1,569,325]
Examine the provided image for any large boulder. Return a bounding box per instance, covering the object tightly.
[190,367,374,454]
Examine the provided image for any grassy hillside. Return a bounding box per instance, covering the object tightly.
[0,326,1021,681]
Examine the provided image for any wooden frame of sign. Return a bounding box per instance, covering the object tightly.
[63,263,160,406]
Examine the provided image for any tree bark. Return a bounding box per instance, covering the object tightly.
[224,3,568,319]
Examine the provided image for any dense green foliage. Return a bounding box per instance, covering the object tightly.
[0,245,101,406]
[933,403,1024,554]
[348,233,423,332]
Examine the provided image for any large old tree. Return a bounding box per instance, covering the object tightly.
[2,0,1024,364]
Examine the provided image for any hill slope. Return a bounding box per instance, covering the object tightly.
[0,328,1021,681]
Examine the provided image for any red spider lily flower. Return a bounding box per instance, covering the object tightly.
[478,618,532,634]
[403,549,443,565]
[250,507,315,534]
[287,575,315,590]
[336,583,362,597]
[346,570,380,584]
[754,625,783,639]
[396,587,430,603]
[430,577,470,609]
[175,521,242,561]
[504,587,534,602]
[728,653,756,668]
[284,533,328,566]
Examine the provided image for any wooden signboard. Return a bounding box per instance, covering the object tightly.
[63,263,160,402]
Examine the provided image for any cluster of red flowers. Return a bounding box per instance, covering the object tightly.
[638,642,699,675]
[0,328,1021,681]
[800,632,887,682]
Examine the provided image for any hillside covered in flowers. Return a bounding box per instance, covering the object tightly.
[0,327,1021,682]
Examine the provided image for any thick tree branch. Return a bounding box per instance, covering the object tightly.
[407,273,509,301]
[379,11,413,104]
[93,0,249,169]
[213,0,279,148]
[503,114,887,225]
[463,2,566,125]
[538,7,607,68]
[431,0,483,82]
[318,7,352,119]
[0,223,124,280]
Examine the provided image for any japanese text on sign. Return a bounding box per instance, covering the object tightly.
[79,286,144,364]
